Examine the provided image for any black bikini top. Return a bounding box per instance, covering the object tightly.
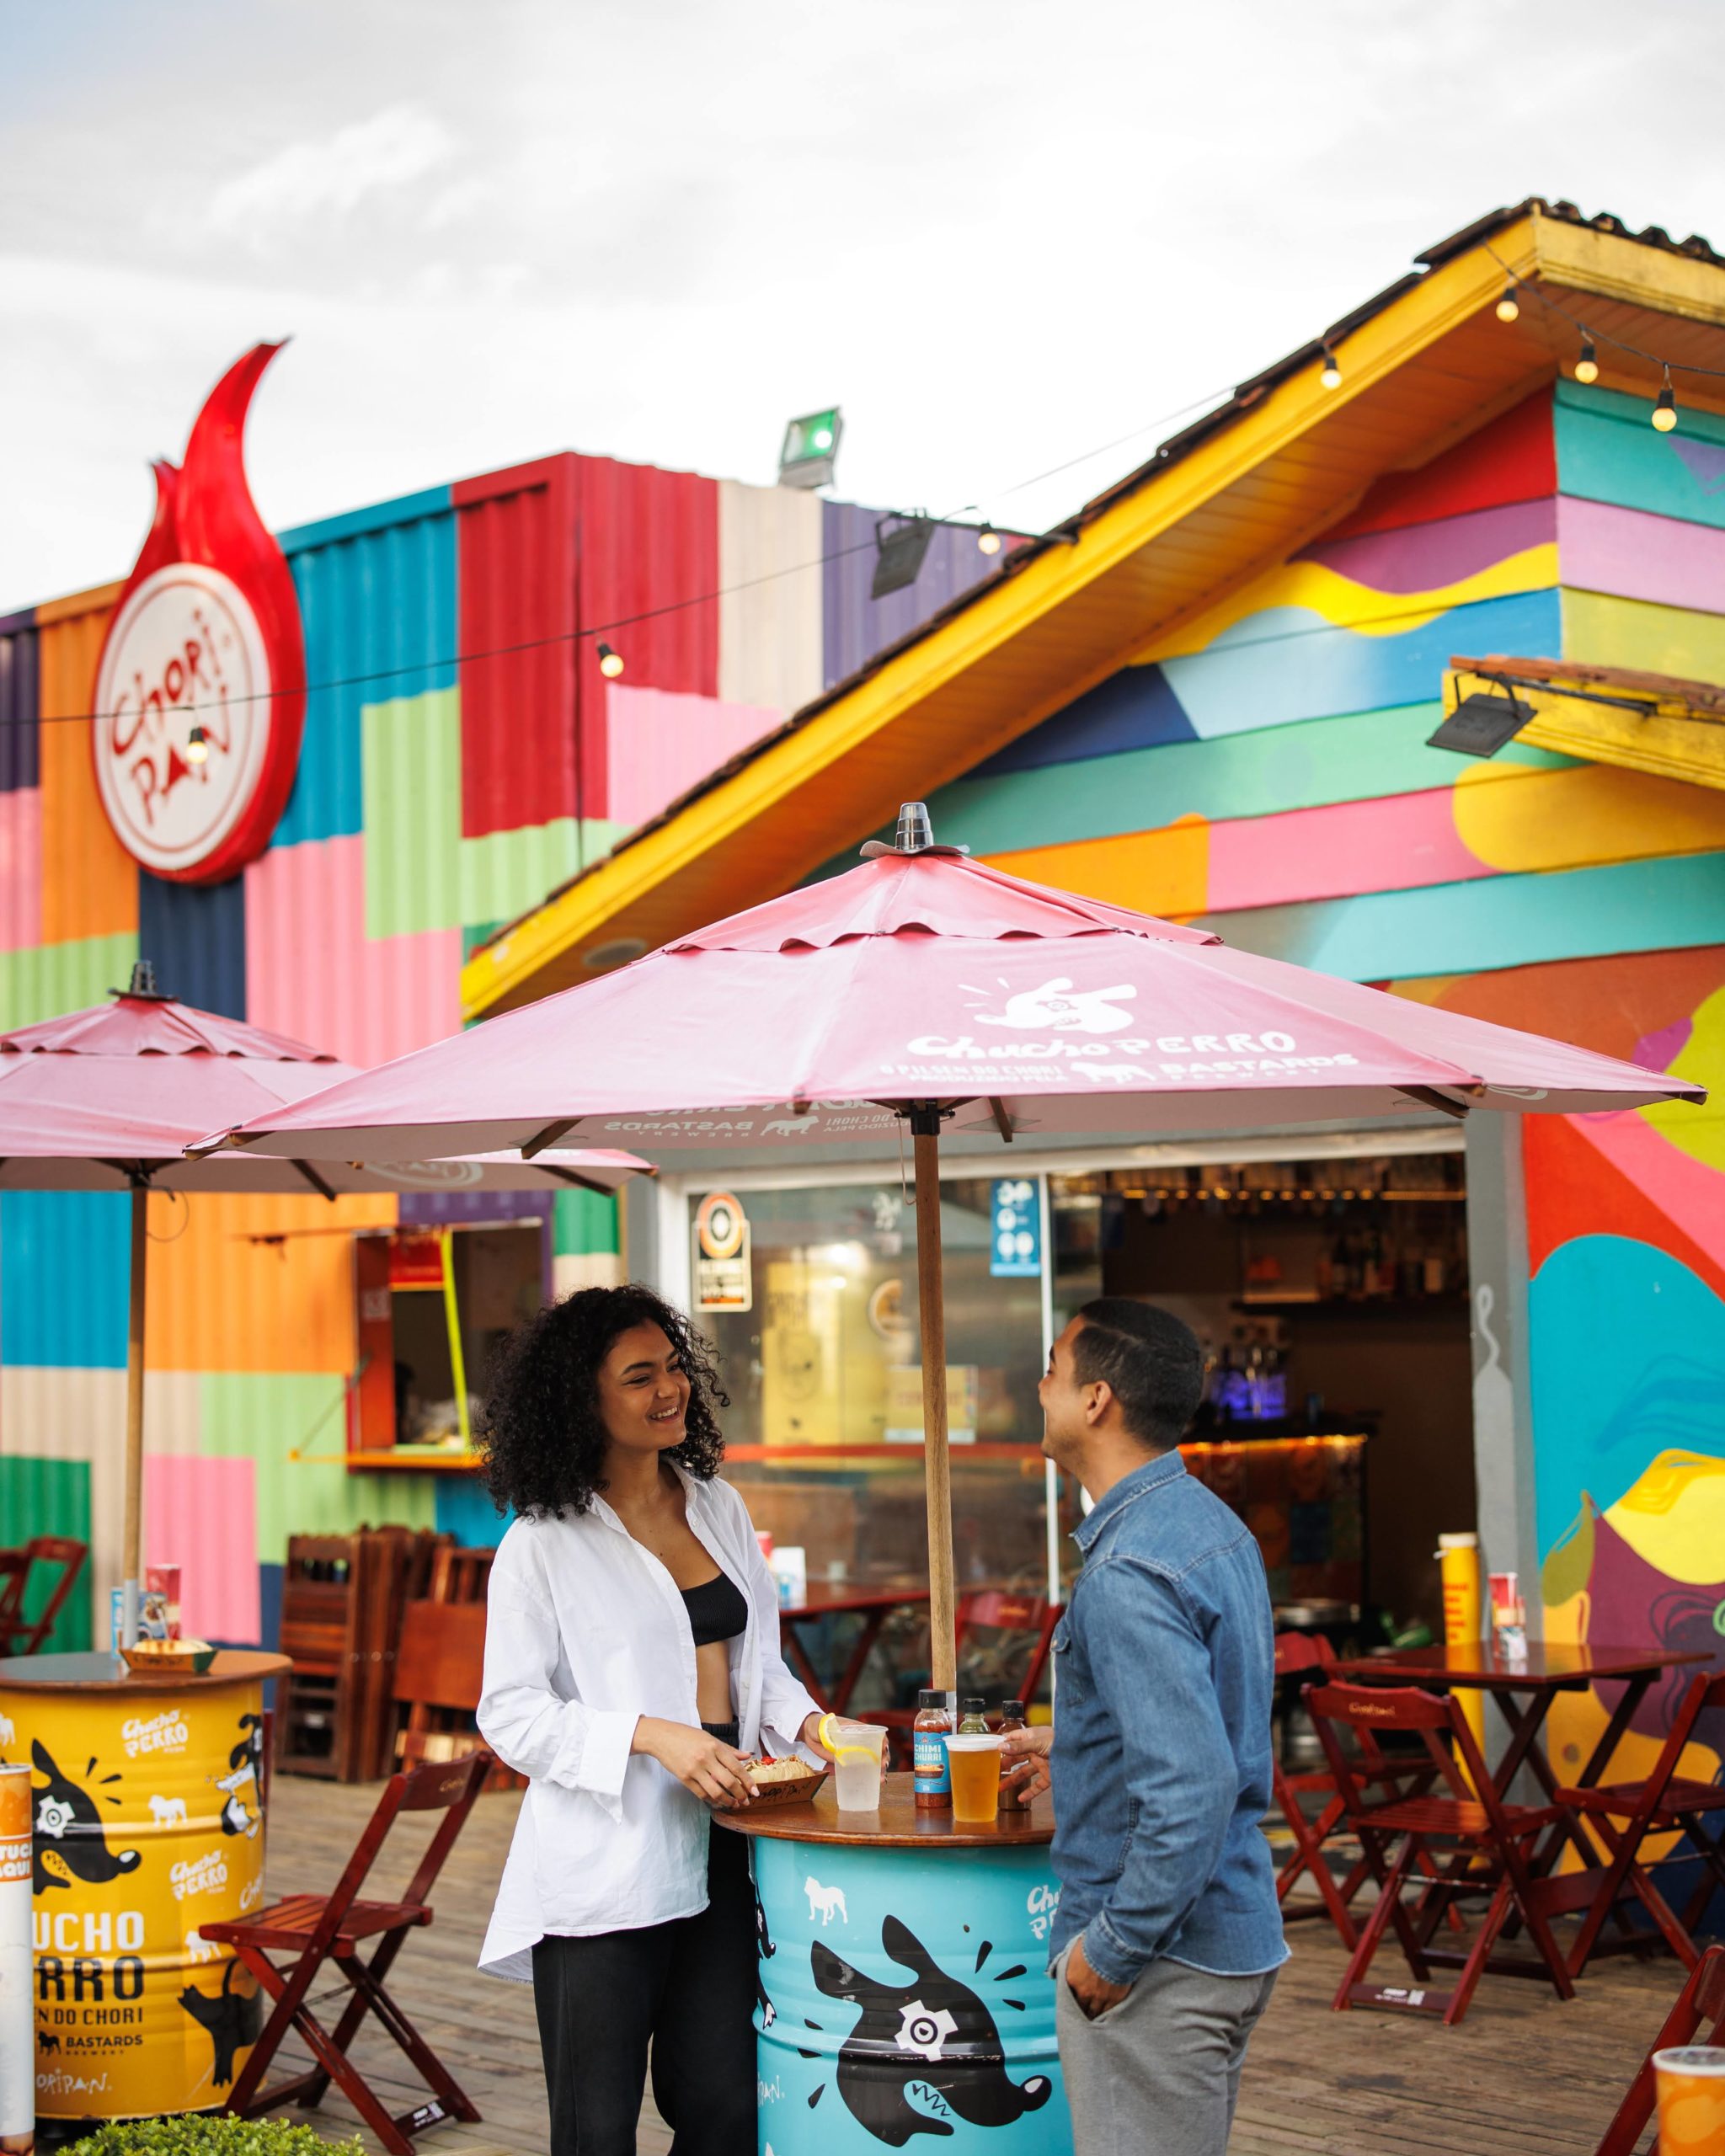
[681,1570,749,1648]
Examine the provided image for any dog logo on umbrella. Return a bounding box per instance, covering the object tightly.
[968,979,1137,1035]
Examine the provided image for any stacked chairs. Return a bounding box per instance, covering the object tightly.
[1306,1678,1576,2025]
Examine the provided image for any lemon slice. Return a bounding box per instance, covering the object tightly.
[818,1713,882,1764]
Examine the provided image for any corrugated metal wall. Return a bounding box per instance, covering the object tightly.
[820,500,1012,690]
[0,1454,92,1649]
[717,482,825,716]
[0,611,40,956]
[138,870,247,1017]
[0,609,40,793]
[35,584,136,945]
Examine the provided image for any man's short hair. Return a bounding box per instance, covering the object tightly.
[1071,1299,1205,1450]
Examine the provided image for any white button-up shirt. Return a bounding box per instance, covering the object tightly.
[477,1466,823,1981]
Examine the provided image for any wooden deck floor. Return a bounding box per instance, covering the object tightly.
[263,1775,1679,2155]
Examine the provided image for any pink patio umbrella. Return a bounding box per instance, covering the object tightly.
[0,963,648,1632]
[203,806,1705,1685]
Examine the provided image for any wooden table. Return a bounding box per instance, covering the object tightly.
[777,1583,931,1713]
[716,1773,1067,2153]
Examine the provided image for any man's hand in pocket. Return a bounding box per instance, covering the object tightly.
[1065,1935,1132,2021]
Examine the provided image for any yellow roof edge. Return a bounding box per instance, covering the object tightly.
[464,211,1725,1019]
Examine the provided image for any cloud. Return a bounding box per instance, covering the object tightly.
[202,104,457,239]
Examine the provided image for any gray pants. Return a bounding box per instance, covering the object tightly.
[1055,1951,1278,2156]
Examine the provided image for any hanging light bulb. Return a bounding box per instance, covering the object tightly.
[186,725,209,766]
[1495,281,1520,323]
[977,522,1002,557]
[1653,368,1678,433]
[596,641,625,678]
[1319,344,1342,390]
[1574,335,1599,385]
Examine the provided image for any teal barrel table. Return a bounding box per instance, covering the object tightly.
[715,1771,1071,2156]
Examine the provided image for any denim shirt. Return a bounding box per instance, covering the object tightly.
[1047,1449,1288,1985]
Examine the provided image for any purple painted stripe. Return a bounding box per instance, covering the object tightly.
[1557,495,1725,616]
[1297,499,1554,594]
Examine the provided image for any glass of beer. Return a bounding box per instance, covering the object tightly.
[1653,2047,1725,2152]
[945,1735,1004,1823]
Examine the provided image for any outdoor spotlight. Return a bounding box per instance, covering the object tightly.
[1427,686,1536,758]
[778,407,843,490]
[1496,282,1520,323]
[977,522,1003,556]
[597,642,625,679]
[1319,346,1343,390]
[186,725,209,766]
[1574,337,1599,385]
[1653,374,1678,432]
[871,515,936,600]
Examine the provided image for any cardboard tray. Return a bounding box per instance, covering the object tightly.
[724,1763,830,1811]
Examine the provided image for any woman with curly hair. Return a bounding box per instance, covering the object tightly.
[475,1283,826,2156]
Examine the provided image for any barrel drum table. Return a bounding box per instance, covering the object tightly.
[718,1774,1071,2156]
[0,1651,288,2129]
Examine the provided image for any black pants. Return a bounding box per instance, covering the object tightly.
[532,1732,756,2155]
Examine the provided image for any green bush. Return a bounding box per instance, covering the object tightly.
[68,2120,365,2154]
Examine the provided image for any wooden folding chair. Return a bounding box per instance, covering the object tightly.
[1307,1679,1575,2025]
[0,1536,88,1656]
[393,1599,489,1769]
[1552,1669,1725,1979]
[200,1750,492,2154]
[1593,1943,1725,2156]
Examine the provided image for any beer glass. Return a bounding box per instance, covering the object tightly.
[945,1734,1004,1822]
[1653,2047,1725,2152]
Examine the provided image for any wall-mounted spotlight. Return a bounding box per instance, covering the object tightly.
[1427,681,1536,758]
[871,515,936,600]
[778,408,842,490]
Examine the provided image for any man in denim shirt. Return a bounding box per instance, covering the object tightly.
[1003,1299,1285,2155]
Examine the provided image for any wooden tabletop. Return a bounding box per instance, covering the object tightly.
[1329,1641,1714,1692]
[713,1769,1054,1848]
[780,1585,932,1619]
[0,1649,291,1691]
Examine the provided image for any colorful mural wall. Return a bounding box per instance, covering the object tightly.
[0,452,1008,1646]
[908,376,1725,1799]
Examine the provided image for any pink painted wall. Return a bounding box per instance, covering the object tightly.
[1557,496,1725,616]
[1207,788,1483,913]
[605,685,782,829]
[0,788,42,951]
[145,1452,259,1645]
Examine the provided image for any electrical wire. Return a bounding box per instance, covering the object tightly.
[1482,241,1725,382]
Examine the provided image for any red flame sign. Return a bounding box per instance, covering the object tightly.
[92,344,306,883]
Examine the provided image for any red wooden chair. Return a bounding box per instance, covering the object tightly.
[860,1590,1062,1761]
[1593,1944,1725,2156]
[1306,1679,1575,2025]
[199,1750,492,2154]
[0,1536,88,1656]
[1553,1668,1725,1980]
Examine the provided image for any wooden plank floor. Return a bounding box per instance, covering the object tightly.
[264,1776,1680,2155]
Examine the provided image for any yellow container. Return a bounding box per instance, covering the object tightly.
[1436,1533,1487,1783]
[0,1651,286,2124]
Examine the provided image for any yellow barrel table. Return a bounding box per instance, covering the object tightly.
[0,1650,288,2128]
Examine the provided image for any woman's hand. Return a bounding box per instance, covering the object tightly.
[633,1717,757,1806]
[798,1711,830,1755]
[1001,1722,1053,1806]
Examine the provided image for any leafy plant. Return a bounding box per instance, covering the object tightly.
[69,2120,366,2154]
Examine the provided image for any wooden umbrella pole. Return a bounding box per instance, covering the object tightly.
[911,1108,958,1694]
[122,1181,148,1593]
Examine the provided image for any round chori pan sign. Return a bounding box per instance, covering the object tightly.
[92,344,306,884]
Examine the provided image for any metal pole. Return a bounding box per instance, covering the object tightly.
[120,1181,149,1634]
[911,1108,957,1694]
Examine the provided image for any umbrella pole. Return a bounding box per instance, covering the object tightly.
[120,1181,148,1640]
[911,1109,958,1694]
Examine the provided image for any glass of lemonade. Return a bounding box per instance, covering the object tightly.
[824,1718,889,1811]
[1653,2047,1725,2152]
[945,1734,1004,1822]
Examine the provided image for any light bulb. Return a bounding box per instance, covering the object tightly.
[1319,348,1342,390]
[1653,384,1678,432]
[596,641,625,679]
[977,522,1002,556]
[1574,337,1599,385]
[186,725,209,766]
[1495,283,1520,323]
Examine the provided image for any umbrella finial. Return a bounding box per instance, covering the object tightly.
[895,802,934,852]
[127,960,158,998]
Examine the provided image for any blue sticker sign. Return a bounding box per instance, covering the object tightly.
[990,1179,1042,1278]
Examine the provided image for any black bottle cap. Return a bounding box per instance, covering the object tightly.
[962,1696,987,1712]
[917,1689,943,1710]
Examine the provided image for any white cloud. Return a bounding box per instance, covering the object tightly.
[202,104,458,239]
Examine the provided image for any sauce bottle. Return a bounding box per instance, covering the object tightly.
[959,1697,990,1735]
[996,1699,1028,1808]
[912,1690,953,1811]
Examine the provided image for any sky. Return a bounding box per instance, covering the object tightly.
[3,0,1724,608]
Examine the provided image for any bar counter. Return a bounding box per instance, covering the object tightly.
[716,1770,1071,2153]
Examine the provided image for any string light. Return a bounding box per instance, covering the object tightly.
[1319,345,1343,391]
[1574,335,1599,385]
[1653,367,1678,432]
[976,522,1002,556]
[185,725,208,766]
[1495,281,1521,323]
[596,642,625,678]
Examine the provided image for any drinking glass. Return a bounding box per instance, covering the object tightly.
[1653,2047,1725,2153]
[820,1716,888,1811]
[945,1734,1004,1822]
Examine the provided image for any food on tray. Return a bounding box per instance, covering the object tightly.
[747,1754,819,1785]
[125,1635,213,1658]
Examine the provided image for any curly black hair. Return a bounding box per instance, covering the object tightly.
[477,1283,729,1518]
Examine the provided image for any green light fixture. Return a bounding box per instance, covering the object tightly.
[778,407,843,490]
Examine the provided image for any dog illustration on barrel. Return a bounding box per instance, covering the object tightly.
[811,1913,1053,2145]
